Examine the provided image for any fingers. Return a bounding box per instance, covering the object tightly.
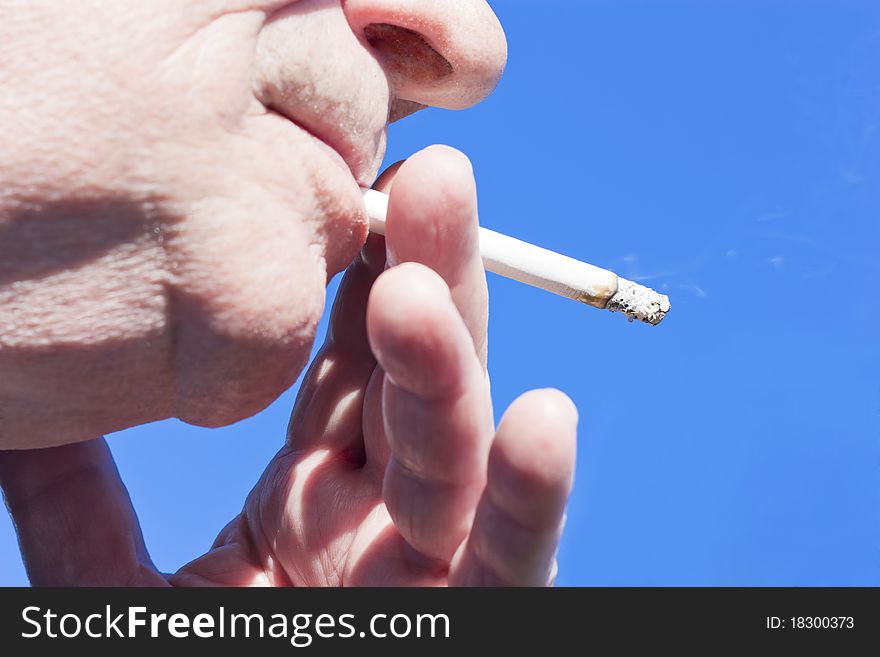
[368,263,493,561]
[286,240,384,456]
[320,157,400,355]
[383,145,489,367]
[285,162,398,456]
[450,389,577,587]
[365,145,492,562]
[0,439,166,586]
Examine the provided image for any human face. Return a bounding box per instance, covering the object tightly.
[0,1,507,447]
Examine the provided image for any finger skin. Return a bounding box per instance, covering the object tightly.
[286,160,401,457]
[286,243,383,455]
[450,389,577,587]
[384,145,488,366]
[0,439,165,586]
[367,263,493,561]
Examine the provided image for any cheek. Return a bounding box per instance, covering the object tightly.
[167,203,329,428]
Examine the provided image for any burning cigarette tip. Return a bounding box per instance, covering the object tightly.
[605,278,671,326]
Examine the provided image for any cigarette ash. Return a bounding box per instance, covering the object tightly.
[605,278,671,326]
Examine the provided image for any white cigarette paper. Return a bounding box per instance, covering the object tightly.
[361,189,671,325]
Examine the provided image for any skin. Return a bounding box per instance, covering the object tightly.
[0,0,507,445]
[0,1,578,586]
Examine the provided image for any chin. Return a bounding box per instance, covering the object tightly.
[174,316,321,430]
[176,334,316,430]
[170,256,329,430]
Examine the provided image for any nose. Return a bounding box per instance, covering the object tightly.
[342,0,508,111]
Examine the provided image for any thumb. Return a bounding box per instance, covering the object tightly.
[0,438,167,586]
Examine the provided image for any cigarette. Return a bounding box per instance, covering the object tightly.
[361,189,671,325]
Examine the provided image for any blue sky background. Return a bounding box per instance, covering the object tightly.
[2,0,878,585]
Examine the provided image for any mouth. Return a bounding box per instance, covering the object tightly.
[267,104,378,190]
[263,103,382,280]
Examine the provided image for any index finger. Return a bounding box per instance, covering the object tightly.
[383,145,488,367]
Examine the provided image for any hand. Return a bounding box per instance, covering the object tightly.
[0,148,577,586]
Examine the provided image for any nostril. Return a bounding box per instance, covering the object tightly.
[389,98,426,123]
[363,23,454,87]
[343,0,506,110]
